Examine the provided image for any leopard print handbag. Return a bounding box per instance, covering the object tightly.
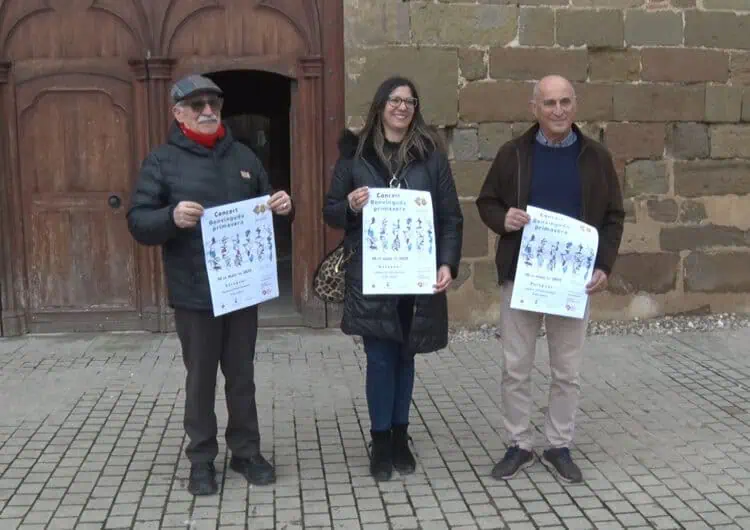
[313,242,355,304]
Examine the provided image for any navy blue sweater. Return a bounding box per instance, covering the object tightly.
[528,141,582,220]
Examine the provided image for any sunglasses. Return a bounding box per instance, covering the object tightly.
[184,96,224,113]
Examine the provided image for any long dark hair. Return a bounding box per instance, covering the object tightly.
[355,76,443,173]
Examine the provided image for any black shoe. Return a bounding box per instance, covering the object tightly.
[392,424,416,474]
[188,462,218,496]
[368,430,393,482]
[491,446,535,480]
[229,454,276,486]
[542,447,583,483]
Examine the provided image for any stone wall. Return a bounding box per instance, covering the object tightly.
[343,0,750,324]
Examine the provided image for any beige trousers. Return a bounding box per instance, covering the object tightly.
[499,281,589,450]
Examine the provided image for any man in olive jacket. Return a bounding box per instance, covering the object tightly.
[127,75,293,496]
[476,75,624,484]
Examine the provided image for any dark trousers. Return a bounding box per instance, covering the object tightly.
[363,337,416,432]
[174,306,260,463]
[363,296,416,432]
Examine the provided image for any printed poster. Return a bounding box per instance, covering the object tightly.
[362,188,436,295]
[200,196,279,316]
[510,205,599,319]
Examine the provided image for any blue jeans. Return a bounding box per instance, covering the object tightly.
[363,337,416,432]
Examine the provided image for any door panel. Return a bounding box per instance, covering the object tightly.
[16,73,139,324]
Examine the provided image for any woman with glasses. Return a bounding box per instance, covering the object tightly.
[323,76,464,481]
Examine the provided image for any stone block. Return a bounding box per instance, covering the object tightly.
[608,253,679,294]
[704,0,750,8]
[451,161,491,197]
[730,52,750,84]
[661,224,749,252]
[489,48,588,82]
[744,91,750,122]
[706,86,744,124]
[710,125,750,158]
[604,122,665,160]
[684,252,750,292]
[646,199,678,223]
[519,7,555,46]
[573,0,644,6]
[459,48,486,82]
[478,123,513,159]
[572,83,614,121]
[624,199,636,223]
[641,48,729,83]
[411,3,518,47]
[519,0,569,5]
[343,0,410,46]
[679,200,707,224]
[685,11,750,51]
[556,10,624,48]
[624,160,668,197]
[459,81,534,123]
[451,128,479,161]
[674,160,750,197]
[578,122,603,142]
[614,85,704,122]
[625,10,683,46]
[666,123,709,159]
[461,202,489,258]
[346,48,458,126]
[672,0,696,6]
[589,49,640,82]
[473,261,499,292]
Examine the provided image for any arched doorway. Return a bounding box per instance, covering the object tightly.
[205,70,298,326]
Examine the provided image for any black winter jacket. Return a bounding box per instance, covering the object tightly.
[127,122,286,310]
[323,130,463,353]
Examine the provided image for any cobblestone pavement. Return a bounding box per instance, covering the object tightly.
[2,328,750,529]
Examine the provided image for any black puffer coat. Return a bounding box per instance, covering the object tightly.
[323,130,463,353]
[127,122,284,310]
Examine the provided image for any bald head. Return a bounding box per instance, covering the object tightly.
[532,75,576,102]
[529,75,577,144]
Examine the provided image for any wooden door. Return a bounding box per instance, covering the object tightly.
[14,68,141,331]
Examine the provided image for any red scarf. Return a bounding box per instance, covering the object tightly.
[179,122,226,148]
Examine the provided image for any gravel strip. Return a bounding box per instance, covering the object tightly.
[449,312,750,343]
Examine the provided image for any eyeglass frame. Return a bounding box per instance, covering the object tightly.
[386,96,418,109]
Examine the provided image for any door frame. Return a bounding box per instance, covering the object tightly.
[167,55,327,328]
[0,60,26,336]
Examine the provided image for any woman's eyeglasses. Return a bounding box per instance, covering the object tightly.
[387,96,418,109]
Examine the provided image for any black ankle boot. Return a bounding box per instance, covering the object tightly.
[392,424,416,474]
[369,430,393,481]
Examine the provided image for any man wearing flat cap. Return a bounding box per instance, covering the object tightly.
[127,74,294,495]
